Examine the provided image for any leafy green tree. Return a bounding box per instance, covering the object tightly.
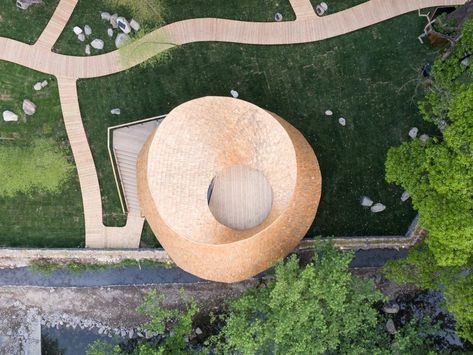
[0,138,74,197]
[210,243,438,355]
[385,243,473,343]
[385,19,473,266]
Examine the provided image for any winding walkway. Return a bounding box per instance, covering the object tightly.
[0,0,466,248]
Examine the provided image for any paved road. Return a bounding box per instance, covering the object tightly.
[0,248,407,287]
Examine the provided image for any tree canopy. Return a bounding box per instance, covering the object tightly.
[385,19,473,266]
[0,138,74,197]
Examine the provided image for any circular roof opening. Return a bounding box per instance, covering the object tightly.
[208,166,273,230]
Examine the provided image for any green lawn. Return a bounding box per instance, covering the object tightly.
[53,0,295,56]
[0,0,59,44]
[0,61,84,247]
[311,0,367,14]
[78,12,438,239]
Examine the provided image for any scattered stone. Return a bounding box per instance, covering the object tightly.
[195,327,203,335]
[439,119,448,132]
[110,14,118,29]
[360,196,374,207]
[107,28,114,38]
[77,33,85,42]
[33,82,42,91]
[385,319,396,334]
[22,99,37,115]
[117,17,131,34]
[371,203,386,213]
[461,57,470,66]
[111,108,121,115]
[338,117,346,126]
[73,26,83,35]
[230,90,239,98]
[325,109,333,116]
[383,302,400,314]
[41,80,48,88]
[130,19,140,32]
[16,0,42,10]
[401,191,410,202]
[316,2,328,16]
[85,44,91,55]
[3,111,18,122]
[101,12,111,21]
[408,127,418,139]
[91,39,104,50]
[84,25,92,36]
[115,33,129,48]
[274,13,283,22]
[419,134,429,142]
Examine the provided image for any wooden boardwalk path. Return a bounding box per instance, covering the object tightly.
[0,0,466,248]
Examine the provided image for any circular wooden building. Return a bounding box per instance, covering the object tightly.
[137,97,321,282]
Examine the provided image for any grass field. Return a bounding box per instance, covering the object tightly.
[78,12,438,238]
[0,0,59,44]
[0,61,84,247]
[53,0,295,56]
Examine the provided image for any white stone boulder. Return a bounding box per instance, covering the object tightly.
[401,191,410,202]
[117,17,131,34]
[195,327,203,335]
[230,90,239,98]
[130,19,140,32]
[419,134,429,142]
[115,33,129,48]
[41,80,48,88]
[325,110,333,116]
[386,319,396,334]
[3,111,18,122]
[91,39,104,50]
[84,25,92,36]
[101,12,111,21]
[360,196,374,207]
[33,82,42,91]
[22,99,37,115]
[85,44,91,55]
[338,117,346,126]
[110,14,118,29]
[111,108,121,115]
[73,26,83,35]
[107,28,114,38]
[408,127,418,139]
[78,33,85,42]
[371,203,386,213]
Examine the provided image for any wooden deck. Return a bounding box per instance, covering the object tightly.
[0,0,466,249]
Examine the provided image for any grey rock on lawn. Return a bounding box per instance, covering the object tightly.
[385,319,396,334]
[371,203,386,213]
[401,191,410,202]
[3,111,18,122]
[130,19,140,32]
[338,117,346,126]
[85,44,91,55]
[73,26,83,35]
[110,14,118,29]
[230,90,239,98]
[325,109,333,116]
[419,133,429,142]
[360,196,374,207]
[41,80,48,88]
[22,99,37,116]
[33,82,42,91]
[84,25,92,36]
[91,39,104,50]
[195,327,203,335]
[78,33,85,42]
[115,33,129,48]
[408,127,418,139]
[383,302,400,314]
[107,28,114,38]
[101,12,111,21]
[111,108,121,115]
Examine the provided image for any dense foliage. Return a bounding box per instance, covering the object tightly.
[385,19,473,266]
[0,138,73,197]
